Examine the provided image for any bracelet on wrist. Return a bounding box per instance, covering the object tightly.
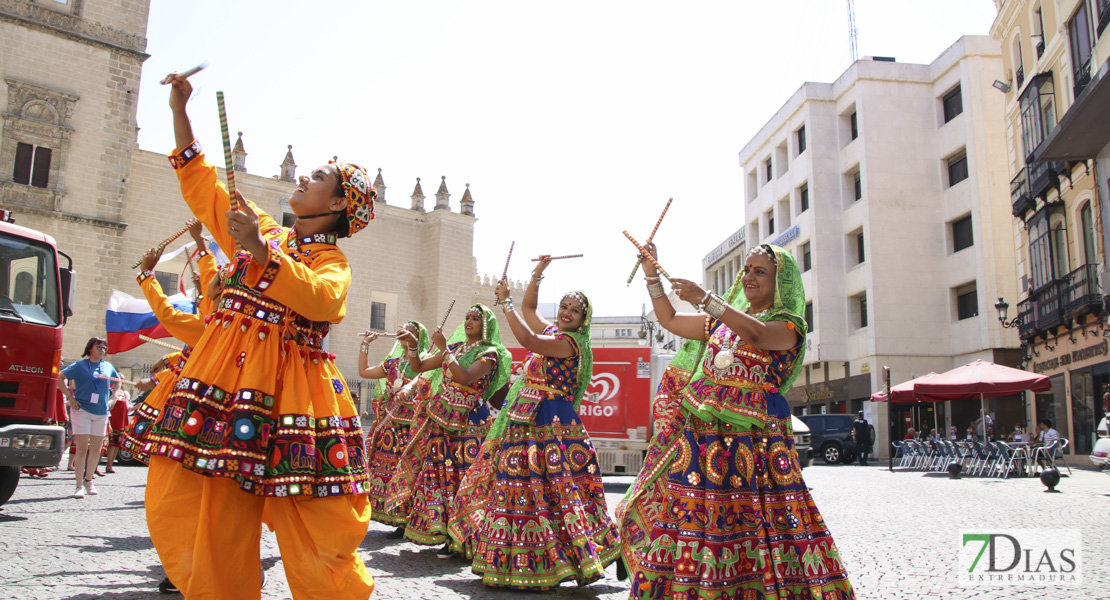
[647,281,666,299]
[360,342,370,354]
[704,293,728,319]
[644,275,661,283]
[531,273,544,283]
[502,299,517,313]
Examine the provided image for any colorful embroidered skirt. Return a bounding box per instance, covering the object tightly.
[399,405,491,548]
[365,417,412,526]
[450,398,621,589]
[617,394,855,599]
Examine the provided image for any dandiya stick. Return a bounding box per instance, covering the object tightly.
[622,231,671,280]
[494,242,514,305]
[358,331,398,338]
[216,91,238,210]
[438,299,456,330]
[530,254,583,261]
[626,197,673,284]
[140,334,184,353]
[129,220,197,269]
[160,62,208,85]
[95,374,141,387]
[501,242,515,279]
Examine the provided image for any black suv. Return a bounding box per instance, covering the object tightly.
[797,414,873,465]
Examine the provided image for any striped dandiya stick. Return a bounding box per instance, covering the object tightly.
[626,197,673,284]
[439,299,456,330]
[622,230,671,279]
[216,91,238,210]
[139,334,184,353]
[530,254,583,261]
[359,331,398,338]
[129,220,197,269]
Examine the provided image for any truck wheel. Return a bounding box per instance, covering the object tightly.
[0,466,19,506]
[822,443,842,465]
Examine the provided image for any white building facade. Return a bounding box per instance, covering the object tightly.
[732,36,1022,457]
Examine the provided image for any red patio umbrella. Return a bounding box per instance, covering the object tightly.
[913,359,1051,433]
[870,372,958,434]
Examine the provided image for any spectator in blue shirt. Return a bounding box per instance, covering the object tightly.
[59,337,120,499]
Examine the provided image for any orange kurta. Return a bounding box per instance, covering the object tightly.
[144,141,373,600]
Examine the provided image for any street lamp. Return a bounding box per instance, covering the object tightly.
[639,304,664,346]
[994,297,1023,329]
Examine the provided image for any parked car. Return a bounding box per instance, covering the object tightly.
[791,415,811,468]
[1091,416,1109,469]
[796,414,873,465]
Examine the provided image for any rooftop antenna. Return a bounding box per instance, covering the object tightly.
[847,0,859,63]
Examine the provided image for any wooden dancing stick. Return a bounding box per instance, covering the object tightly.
[439,299,456,330]
[95,374,141,387]
[501,242,515,279]
[530,254,583,261]
[216,91,238,210]
[140,334,184,353]
[494,242,514,305]
[130,220,198,269]
[358,331,398,338]
[622,230,671,279]
[626,197,673,284]
[160,62,208,85]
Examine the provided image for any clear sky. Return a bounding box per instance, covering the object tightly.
[135,0,1000,317]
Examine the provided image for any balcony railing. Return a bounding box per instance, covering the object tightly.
[1029,160,1064,200]
[1035,280,1066,332]
[1017,66,1025,89]
[1074,58,1093,97]
[1011,167,1033,217]
[1017,297,1036,339]
[1035,37,1046,59]
[1064,263,1103,316]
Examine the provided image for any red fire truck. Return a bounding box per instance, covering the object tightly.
[506,346,653,475]
[0,209,73,505]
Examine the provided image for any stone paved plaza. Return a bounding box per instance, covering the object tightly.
[1,461,1106,599]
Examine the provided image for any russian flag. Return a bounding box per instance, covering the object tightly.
[105,289,196,353]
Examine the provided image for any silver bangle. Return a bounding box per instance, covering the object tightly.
[647,281,666,299]
[704,293,728,319]
[644,275,661,283]
[502,299,516,313]
[405,345,419,356]
[531,273,544,283]
[360,342,370,354]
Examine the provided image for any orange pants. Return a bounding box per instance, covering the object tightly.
[146,457,375,599]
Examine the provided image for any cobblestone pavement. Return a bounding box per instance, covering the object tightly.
[1,461,1106,599]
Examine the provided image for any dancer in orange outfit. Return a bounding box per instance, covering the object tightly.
[143,73,375,600]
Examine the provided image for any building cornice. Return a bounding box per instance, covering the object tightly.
[0,199,127,230]
[0,0,148,59]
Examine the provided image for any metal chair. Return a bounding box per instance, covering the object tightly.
[991,443,1029,479]
[1031,439,1072,476]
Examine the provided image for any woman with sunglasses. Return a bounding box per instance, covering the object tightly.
[59,337,121,498]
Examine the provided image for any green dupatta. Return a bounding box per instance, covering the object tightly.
[425,304,512,400]
[672,244,807,402]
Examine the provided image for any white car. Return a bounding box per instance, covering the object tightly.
[1091,417,1109,469]
[791,415,811,468]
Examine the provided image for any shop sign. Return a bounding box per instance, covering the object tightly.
[1032,340,1109,374]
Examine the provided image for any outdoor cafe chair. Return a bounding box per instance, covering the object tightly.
[932,440,953,471]
[1031,439,1072,476]
[968,440,990,476]
[990,442,1029,479]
